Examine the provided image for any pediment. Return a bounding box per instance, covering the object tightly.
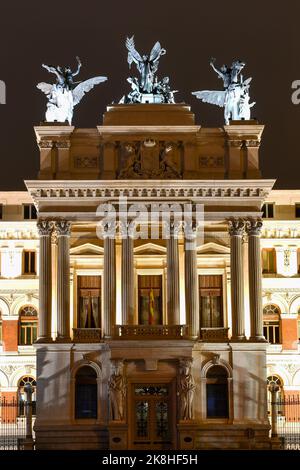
[134,242,166,255]
[197,242,230,255]
[70,243,104,256]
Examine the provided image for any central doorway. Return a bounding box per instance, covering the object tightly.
[129,382,176,450]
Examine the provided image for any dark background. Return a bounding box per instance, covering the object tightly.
[0,1,298,189]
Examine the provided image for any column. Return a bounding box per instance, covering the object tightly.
[167,223,180,325]
[228,219,245,340]
[246,218,265,341]
[121,224,135,325]
[55,220,71,341]
[37,220,53,342]
[184,228,199,338]
[103,223,116,337]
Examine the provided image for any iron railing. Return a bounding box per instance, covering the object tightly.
[269,395,300,450]
[0,397,35,450]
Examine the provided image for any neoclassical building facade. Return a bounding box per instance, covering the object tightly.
[0,103,299,449]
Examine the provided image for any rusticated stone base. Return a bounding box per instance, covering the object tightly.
[34,424,109,450]
[178,422,272,450]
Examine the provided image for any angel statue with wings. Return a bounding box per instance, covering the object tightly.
[37,57,107,125]
[126,36,166,94]
[192,58,255,124]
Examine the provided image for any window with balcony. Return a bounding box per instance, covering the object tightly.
[263,304,281,344]
[138,275,162,325]
[23,204,37,220]
[262,248,276,274]
[206,366,229,419]
[77,275,101,328]
[262,203,274,218]
[23,250,36,275]
[199,275,223,328]
[19,305,38,345]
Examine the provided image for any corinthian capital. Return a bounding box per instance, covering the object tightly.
[37,220,54,236]
[228,218,245,236]
[55,220,71,237]
[246,218,263,236]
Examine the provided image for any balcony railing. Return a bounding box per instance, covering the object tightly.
[115,324,187,340]
[200,327,229,341]
[73,328,102,343]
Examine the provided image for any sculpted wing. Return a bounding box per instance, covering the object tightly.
[149,41,162,61]
[37,82,54,96]
[126,36,142,67]
[192,90,226,107]
[72,76,108,106]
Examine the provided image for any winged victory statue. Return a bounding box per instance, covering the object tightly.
[37,56,107,125]
[120,36,178,104]
[192,58,255,124]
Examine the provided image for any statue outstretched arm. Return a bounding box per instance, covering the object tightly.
[72,56,82,77]
[210,61,224,80]
[42,64,61,80]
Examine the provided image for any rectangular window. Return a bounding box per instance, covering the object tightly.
[262,249,276,274]
[23,204,37,220]
[263,322,280,344]
[199,275,223,328]
[19,322,37,345]
[138,275,163,325]
[295,204,300,218]
[262,203,274,218]
[77,275,101,328]
[23,251,36,275]
[0,204,3,220]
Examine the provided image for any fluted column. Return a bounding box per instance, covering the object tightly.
[184,228,199,337]
[121,224,135,325]
[103,223,116,337]
[37,220,53,342]
[167,223,180,325]
[246,218,265,341]
[228,219,246,340]
[55,220,71,342]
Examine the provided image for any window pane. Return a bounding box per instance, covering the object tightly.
[23,205,30,219]
[75,384,97,419]
[206,384,229,418]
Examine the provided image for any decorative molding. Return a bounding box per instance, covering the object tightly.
[37,220,54,236]
[54,220,71,237]
[228,218,245,236]
[199,156,224,168]
[26,180,275,202]
[75,156,98,169]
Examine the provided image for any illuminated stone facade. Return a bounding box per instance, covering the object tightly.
[0,104,299,449]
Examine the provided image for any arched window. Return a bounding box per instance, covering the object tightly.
[206,365,229,419]
[0,310,2,344]
[267,375,284,415]
[297,307,300,340]
[18,376,36,416]
[263,304,281,344]
[75,366,97,419]
[19,306,38,345]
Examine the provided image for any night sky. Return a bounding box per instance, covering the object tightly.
[0,1,298,189]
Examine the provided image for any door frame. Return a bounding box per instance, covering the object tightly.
[127,375,177,450]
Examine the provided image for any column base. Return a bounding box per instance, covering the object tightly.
[230,336,247,342]
[55,336,72,343]
[35,336,53,344]
[249,336,267,342]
